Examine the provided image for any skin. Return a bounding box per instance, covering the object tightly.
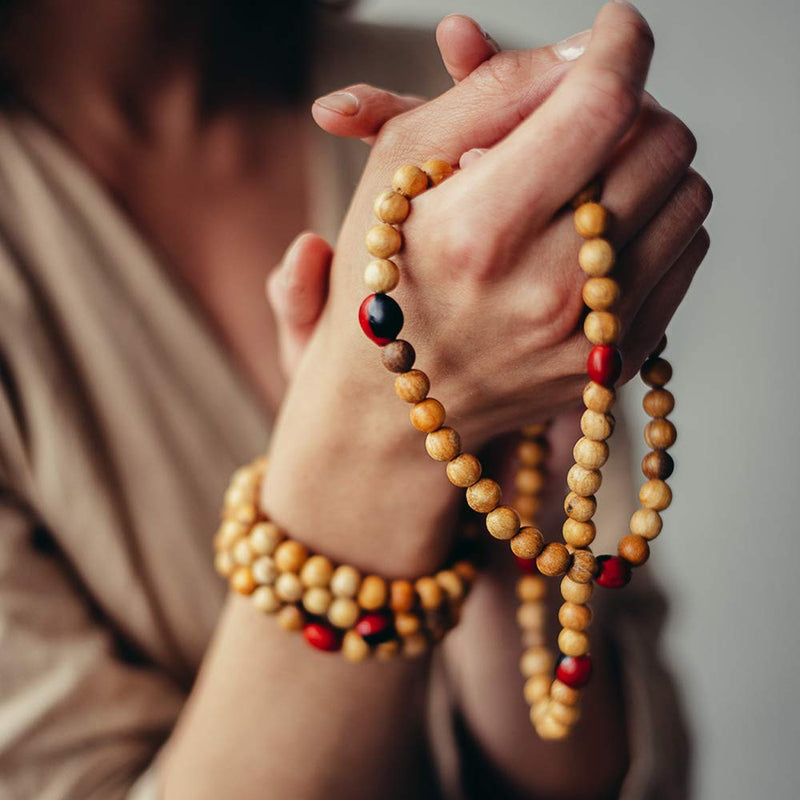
[0,3,711,799]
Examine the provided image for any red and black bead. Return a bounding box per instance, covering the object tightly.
[303,622,342,652]
[514,554,537,574]
[354,612,395,645]
[595,555,632,588]
[556,654,593,688]
[359,293,404,346]
[587,345,622,386]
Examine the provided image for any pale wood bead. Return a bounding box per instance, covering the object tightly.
[376,640,401,661]
[639,479,672,510]
[580,409,615,442]
[394,369,429,402]
[452,560,478,583]
[381,340,416,373]
[230,465,259,488]
[252,585,281,614]
[645,418,677,449]
[358,575,388,610]
[328,597,360,628]
[277,604,304,632]
[583,380,616,413]
[578,237,615,276]
[559,601,593,631]
[425,427,461,461]
[514,467,546,495]
[584,310,621,345]
[568,550,598,584]
[217,519,248,550]
[567,464,603,496]
[517,601,546,630]
[275,572,303,603]
[373,190,410,224]
[562,517,596,548]
[558,627,590,657]
[214,551,235,578]
[514,494,542,522]
[230,566,256,595]
[342,630,370,663]
[390,580,416,613]
[630,508,663,540]
[551,680,582,706]
[510,526,545,559]
[230,503,258,526]
[421,158,454,186]
[573,436,609,469]
[392,164,429,197]
[574,203,608,238]
[536,714,571,741]
[466,478,502,513]
[415,576,444,610]
[410,398,446,433]
[446,453,482,487]
[641,357,673,387]
[517,574,547,602]
[249,521,284,556]
[395,611,421,638]
[530,698,551,726]
[302,586,332,616]
[300,555,334,588]
[364,258,400,293]
[517,438,547,467]
[549,701,581,726]
[486,505,521,540]
[273,540,308,573]
[619,533,651,566]
[365,223,402,258]
[536,542,572,577]
[571,178,601,208]
[436,570,465,602]
[330,564,362,598]
[564,492,597,523]
[523,674,552,705]
[224,482,257,509]
[582,276,620,311]
[233,538,255,567]
[522,628,546,648]
[252,556,278,585]
[561,575,594,604]
[643,388,675,418]
[520,646,555,678]
[402,632,430,658]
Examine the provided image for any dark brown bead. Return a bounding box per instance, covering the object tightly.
[641,357,673,387]
[381,339,416,373]
[642,450,675,480]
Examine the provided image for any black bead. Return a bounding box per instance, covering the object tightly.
[368,293,404,340]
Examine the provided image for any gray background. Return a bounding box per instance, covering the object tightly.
[355,1,800,797]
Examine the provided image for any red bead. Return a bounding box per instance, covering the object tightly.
[354,612,395,645]
[587,345,622,386]
[303,622,341,652]
[595,555,632,588]
[514,555,536,574]
[556,655,593,688]
[359,294,404,346]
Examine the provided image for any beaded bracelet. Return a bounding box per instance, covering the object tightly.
[358,162,676,739]
[214,458,480,661]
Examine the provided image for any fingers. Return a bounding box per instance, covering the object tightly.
[266,232,333,374]
[435,14,499,83]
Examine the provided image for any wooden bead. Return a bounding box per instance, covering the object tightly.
[390,580,416,613]
[365,223,402,258]
[515,467,545,495]
[558,628,590,657]
[436,570,465,602]
[415,576,444,610]
[559,602,593,631]
[643,388,675,418]
[252,556,278,585]
[330,564,361,598]
[573,437,609,469]
[252,585,281,613]
[517,574,547,602]
[537,542,571,577]
[574,203,608,238]
[410,398,446,432]
[568,550,598,584]
[511,526,545,559]
[452,560,478,583]
[578,238,615,276]
[639,479,672,510]
[514,494,541,521]
[466,478,502,513]
[536,715,571,741]
[572,178,601,208]
[376,640,401,661]
[373,190,410,224]
[223,482,256,510]
[421,158,453,186]
[216,519,247,550]
[583,381,616,413]
[517,439,547,466]
[342,630,370,663]
[402,632,429,658]
[521,422,549,437]
[364,258,400,293]
[395,611,421,638]
[517,601,546,630]
[358,575,388,611]
[302,586,333,616]
[619,533,650,566]
[392,164,429,197]
[277,604,305,632]
[580,409,614,442]
[549,701,581,726]
[567,464,603,496]
[446,453,482,487]
[214,551,235,578]
[641,357,673,387]
[232,538,255,566]
[231,566,256,595]
[299,555,334,588]
[381,340,416,373]
[564,492,597,523]
[521,646,555,678]
[551,680,581,706]
[425,427,461,461]
[249,521,283,556]
[642,450,675,480]
[394,370,430,402]
[561,576,593,604]
[486,505,521,540]
[230,503,257,526]
[275,572,303,603]
[582,276,620,311]
[630,508,663,540]
[524,674,552,705]
[562,518,596,548]
[584,311,621,345]
[328,597,360,628]
[274,540,308,573]
[645,419,677,450]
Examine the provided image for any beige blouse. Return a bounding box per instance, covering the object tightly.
[0,16,688,800]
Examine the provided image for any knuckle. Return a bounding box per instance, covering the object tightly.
[682,171,714,223]
[583,68,640,132]
[660,114,698,170]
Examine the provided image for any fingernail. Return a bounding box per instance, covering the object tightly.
[313,91,359,115]
[459,148,487,169]
[553,29,591,62]
[479,25,500,53]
